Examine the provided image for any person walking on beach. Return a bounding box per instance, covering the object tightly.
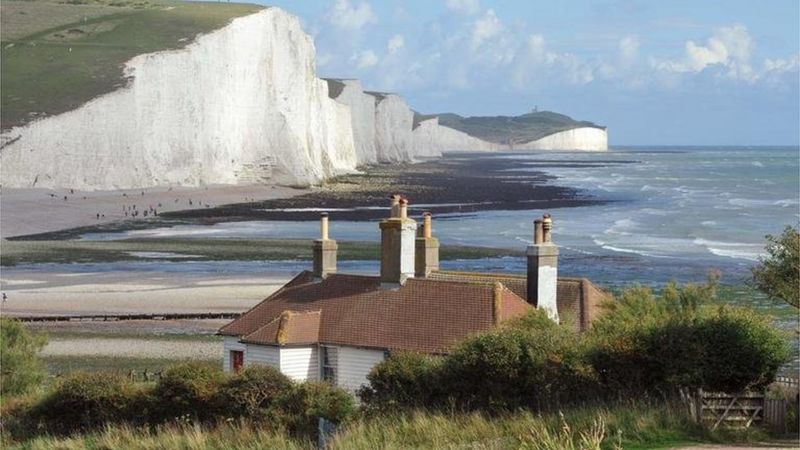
[2,293,7,303]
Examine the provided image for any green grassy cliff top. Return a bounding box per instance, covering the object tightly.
[1,0,263,130]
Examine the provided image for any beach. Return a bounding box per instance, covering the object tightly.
[0,184,309,239]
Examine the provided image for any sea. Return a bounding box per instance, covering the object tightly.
[10,145,800,370]
[78,146,799,288]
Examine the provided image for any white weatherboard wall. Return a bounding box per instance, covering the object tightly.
[336,346,386,395]
[223,336,246,373]
[0,8,357,190]
[280,346,318,382]
[245,343,280,369]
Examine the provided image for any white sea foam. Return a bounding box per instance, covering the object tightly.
[693,238,762,261]
[126,252,202,259]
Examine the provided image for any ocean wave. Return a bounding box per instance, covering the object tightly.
[693,238,762,261]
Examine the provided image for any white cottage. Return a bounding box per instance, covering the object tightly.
[219,195,606,395]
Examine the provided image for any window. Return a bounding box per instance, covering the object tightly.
[230,350,244,372]
[320,346,337,384]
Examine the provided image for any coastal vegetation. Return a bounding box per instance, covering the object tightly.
[1,0,262,129]
[0,318,48,397]
[752,226,800,308]
[0,238,522,266]
[1,277,790,448]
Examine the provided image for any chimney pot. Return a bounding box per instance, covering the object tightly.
[399,198,408,220]
[534,219,543,244]
[390,194,401,218]
[542,214,553,243]
[422,212,432,238]
[320,212,329,240]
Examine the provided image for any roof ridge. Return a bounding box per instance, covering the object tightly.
[432,270,526,280]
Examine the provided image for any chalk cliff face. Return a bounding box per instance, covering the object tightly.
[0,9,357,189]
[370,93,414,163]
[0,7,607,191]
[324,79,377,164]
[515,127,608,151]
[411,117,500,156]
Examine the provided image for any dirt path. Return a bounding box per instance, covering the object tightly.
[673,440,799,449]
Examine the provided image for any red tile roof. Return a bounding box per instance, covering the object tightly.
[220,272,532,354]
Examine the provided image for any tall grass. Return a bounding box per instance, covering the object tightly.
[4,400,765,450]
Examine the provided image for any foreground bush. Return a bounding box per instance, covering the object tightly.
[28,371,143,435]
[273,381,355,438]
[696,307,789,392]
[358,352,443,411]
[589,275,790,395]
[218,365,292,420]
[152,361,225,423]
[0,319,48,397]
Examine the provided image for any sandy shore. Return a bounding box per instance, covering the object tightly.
[0,184,309,239]
[0,269,289,316]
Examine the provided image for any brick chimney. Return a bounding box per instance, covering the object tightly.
[415,212,439,277]
[313,212,337,279]
[380,195,417,285]
[527,213,559,321]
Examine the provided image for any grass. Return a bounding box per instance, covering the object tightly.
[1,400,769,450]
[0,237,523,266]
[1,0,263,129]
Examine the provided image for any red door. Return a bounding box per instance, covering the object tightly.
[231,350,244,372]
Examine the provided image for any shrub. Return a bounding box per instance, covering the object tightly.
[442,309,595,411]
[696,307,790,392]
[0,318,48,396]
[358,352,443,411]
[218,364,292,421]
[588,274,790,396]
[152,361,224,423]
[273,381,355,438]
[30,371,143,435]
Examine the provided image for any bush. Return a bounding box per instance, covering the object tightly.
[0,318,48,396]
[152,361,224,423]
[696,307,790,392]
[588,275,790,396]
[273,381,355,438]
[359,310,597,413]
[30,371,143,435]
[359,352,443,411]
[218,364,292,421]
[442,310,595,411]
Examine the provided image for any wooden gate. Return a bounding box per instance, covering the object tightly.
[695,390,764,430]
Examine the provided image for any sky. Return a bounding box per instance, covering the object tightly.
[258,0,799,146]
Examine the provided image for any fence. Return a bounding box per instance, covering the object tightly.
[686,377,799,432]
[13,312,241,322]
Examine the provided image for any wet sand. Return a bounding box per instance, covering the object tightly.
[0,269,286,316]
[0,184,309,239]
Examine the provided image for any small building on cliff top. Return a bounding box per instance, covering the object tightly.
[219,195,607,395]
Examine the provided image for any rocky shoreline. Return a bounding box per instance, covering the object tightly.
[164,152,610,223]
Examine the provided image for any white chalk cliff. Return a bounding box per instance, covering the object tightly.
[0,7,607,191]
